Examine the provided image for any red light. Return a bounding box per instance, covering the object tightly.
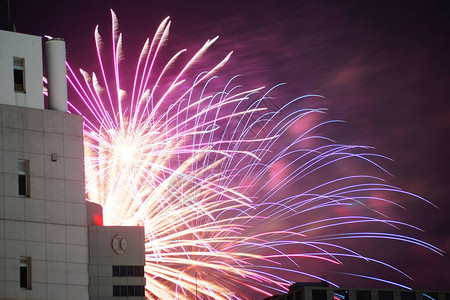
[93,213,103,226]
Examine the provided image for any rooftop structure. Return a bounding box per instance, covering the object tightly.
[264,282,450,300]
[0,30,44,109]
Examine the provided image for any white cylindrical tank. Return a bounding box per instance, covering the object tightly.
[45,38,68,112]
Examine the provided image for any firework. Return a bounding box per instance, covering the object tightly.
[67,10,442,299]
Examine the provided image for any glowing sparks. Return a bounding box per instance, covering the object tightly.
[67,11,442,299]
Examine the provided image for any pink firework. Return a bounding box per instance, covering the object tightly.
[67,10,442,299]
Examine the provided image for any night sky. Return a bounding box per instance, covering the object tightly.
[3,0,449,292]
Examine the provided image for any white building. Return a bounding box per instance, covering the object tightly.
[0,29,145,299]
[0,29,89,299]
[0,30,45,110]
[87,222,146,299]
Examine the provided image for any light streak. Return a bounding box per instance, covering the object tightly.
[67,10,443,299]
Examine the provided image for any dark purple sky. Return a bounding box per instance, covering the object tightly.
[4,0,449,292]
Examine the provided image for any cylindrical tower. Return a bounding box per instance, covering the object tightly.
[45,38,68,112]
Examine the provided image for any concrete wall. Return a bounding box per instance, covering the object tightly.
[88,226,146,300]
[0,104,89,299]
[0,30,44,110]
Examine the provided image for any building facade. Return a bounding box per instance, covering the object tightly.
[264,282,450,300]
[87,225,146,299]
[0,30,89,299]
[0,103,89,299]
[0,28,146,300]
[0,30,45,110]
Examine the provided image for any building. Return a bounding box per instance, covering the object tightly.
[0,29,89,299]
[87,202,146,299]
[0,29,145,299]
[264,282,450,300]
[87,223,146,299]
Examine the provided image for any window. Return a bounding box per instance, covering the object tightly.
[335,290,349,300]
[112,265,144,277]
[401,292,416,300]
[423,293,437,300]
[379,291,394,300]
[312,289,327,300]
[18,159,30,197]
[356,291,371,300]
[113,285,145,296]
[378,291,394,300]
[20,256,31,289]
[13,57,25,92]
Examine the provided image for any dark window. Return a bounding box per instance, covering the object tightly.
[20,257,31,289]
[120,285,127,296]
[113,285,145,296]
[113,285,120,296]
[423,293,437,300]
[401,292,416,300]
[127,265,134,276]
[13,57,25,92]
[136,285,145,296]
[119,265,126,276]
[136,265,144,276]
[18,174,27,195]
[312,289,327,300]
[20,265,28,288]
[335,290,349,300]
[112,265,145,277]
[379,291,394,300]
[357,291,371,300]
[113,265,120,276]
[18,160,30,197]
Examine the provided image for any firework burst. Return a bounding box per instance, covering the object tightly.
[67,10,442,299]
